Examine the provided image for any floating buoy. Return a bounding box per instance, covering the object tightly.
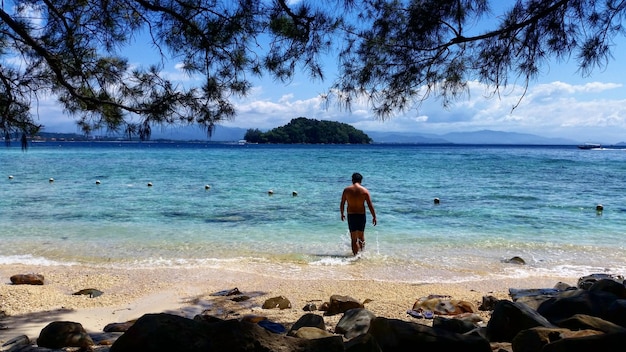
[205,185,211,190]
[95,180,101,185]
[49,178,54,183]
[8,175,13,179]
[147,182,153,187]
[434,197,440,205]
[268,189,274,195]
[292,191,298,197]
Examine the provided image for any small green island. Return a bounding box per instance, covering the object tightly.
[243,117,372,144]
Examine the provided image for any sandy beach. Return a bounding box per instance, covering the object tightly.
[0,263,585,344]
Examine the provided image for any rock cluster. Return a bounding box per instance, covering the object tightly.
[2,273,626,351]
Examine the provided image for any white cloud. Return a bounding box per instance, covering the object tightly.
[29,75,626,144]
[222,79,626,143]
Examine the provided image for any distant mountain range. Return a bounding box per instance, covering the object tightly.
[366,129,578,145]
[200,126,579,145]
[41,124,591,145]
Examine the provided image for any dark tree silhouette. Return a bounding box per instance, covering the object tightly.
[244,117,372,144]
[1,1,623,140]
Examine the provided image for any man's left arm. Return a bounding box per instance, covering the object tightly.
[366,193,376,226]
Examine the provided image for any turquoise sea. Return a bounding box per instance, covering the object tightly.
[1,142,625,283]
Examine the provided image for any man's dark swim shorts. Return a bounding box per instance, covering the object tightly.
[347,213,366,232]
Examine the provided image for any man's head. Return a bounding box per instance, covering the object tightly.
[352,173,363,184]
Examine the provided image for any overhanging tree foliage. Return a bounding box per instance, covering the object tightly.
[1,1,624,140]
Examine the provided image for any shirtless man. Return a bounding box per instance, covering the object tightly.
[340,173,377,255]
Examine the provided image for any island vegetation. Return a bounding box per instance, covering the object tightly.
[243,117,372,144]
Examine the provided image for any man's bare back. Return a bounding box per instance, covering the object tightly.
[340,173,377,255]
[341,183,371,214]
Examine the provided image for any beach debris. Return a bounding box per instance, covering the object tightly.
[10,273,44,285]
[0,335,30,350]
[231,295,251,302]
[302,302,318,311]
[104,319,137,332]
[240,315,267,324]
[504,256,526,265]
[257,319,286,334]
[321,294,364,316]
[37,321,94,349]
[262,295,291,310]
[210,287,242,296]
[412,294,477,316]
[72,288,104,298]
[406,309,424,319]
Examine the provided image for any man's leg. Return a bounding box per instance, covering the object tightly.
[350,230,365,255]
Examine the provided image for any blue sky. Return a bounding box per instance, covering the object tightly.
[12,1,626,144]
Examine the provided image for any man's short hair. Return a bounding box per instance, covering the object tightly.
[352,173,363,184]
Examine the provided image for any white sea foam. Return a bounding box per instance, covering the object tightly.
[0,255,77,266]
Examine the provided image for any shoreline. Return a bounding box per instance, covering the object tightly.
[0,263,584,343]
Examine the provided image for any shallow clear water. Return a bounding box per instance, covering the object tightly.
[1,142,625,283]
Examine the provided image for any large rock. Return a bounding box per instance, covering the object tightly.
[110,313,344,352]
[478,295,499,311]
[291,327,336,339]
[344,333,383,352]
[432,315,479,334]
[542,330,626,352]
[578,273,624,290]
[555,313,626,333]
[537,288,622,324]
[605,299,626,327]
[37,321,94,349]
[289,313,325,335]
[335,308,376,339]
[367,317,491,352]
[10,273,44,285]
[588,278,626,297]
[511,327,602,352]
[486,300,556,342]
